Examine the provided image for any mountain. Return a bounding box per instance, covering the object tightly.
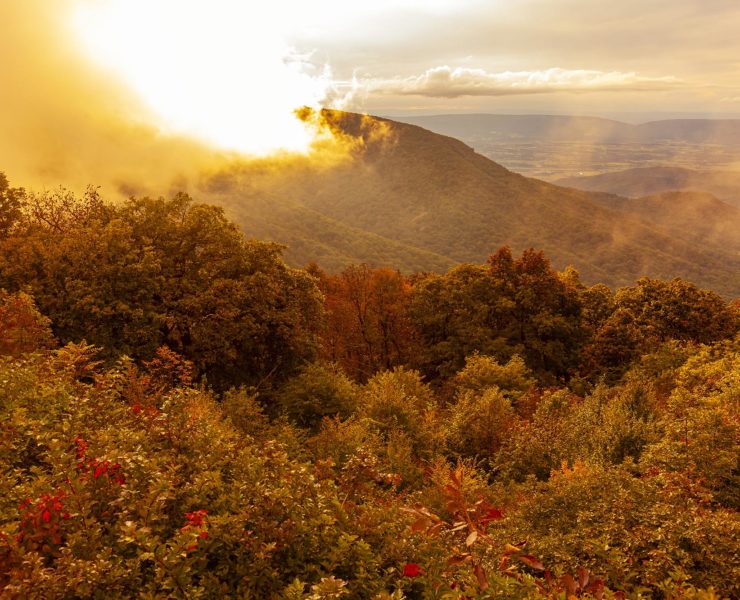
[556,166,740,208]
[391,114,740,145]
[589,190,740,250]
[200,111,740,297]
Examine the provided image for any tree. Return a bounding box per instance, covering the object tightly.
[615,277,737,345]
[319,264,418,381]
[0,191,324,390]
[0,290,54,356]
[487,247,584,379]
[410,264,509,380]
[275,362,358,430]
[0,173,23,238]
[409,248,586,383]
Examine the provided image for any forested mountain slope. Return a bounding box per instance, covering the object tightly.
[203,111,740,296]
[588,190,740,250]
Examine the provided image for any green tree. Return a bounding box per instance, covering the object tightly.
[615,277,737,345]
[275,362,358,430]
[0,173,23,238]
[0,191,324,390]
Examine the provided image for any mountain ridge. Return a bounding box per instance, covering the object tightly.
[391,113,740,144]
[557,166,740,207]
[200,111,740,297]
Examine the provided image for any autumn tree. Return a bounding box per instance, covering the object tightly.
[409,264,507,380]
[319,264,418,381]
[583,277,737,380]
[0,190,323,389]
[0,290,55,356]
[486,247,585,379]
[614,277,737,344]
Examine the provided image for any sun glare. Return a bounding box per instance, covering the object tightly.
[70,0,330,155]
[69,0,461,156]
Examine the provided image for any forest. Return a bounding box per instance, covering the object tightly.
[0,174,738,598]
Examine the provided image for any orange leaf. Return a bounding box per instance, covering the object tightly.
[473,563,489,591]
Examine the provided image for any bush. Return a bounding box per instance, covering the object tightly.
[446,387,516,461]
[275,362,358,430]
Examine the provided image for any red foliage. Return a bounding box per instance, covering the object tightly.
[403,563,423,577]
[317,265,419,381]
[183,510,208,529]
[0,291,55,356]
[16,491,71,556]
[181,509,209,552]
[73,437,126,485]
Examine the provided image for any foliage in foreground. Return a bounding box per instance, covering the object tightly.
[1,331,737,598]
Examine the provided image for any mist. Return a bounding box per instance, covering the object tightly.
[0,1,360,199]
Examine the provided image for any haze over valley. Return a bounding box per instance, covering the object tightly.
[394,114,740,179]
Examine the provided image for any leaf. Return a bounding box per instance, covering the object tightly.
[586,579,605,600]
[517,554,545,571]
[447,554,472,566]
[465,530,478,546]
[503,543,521,555]
[449,469,461,487]
[473,563,489,591]
[410,517,429,533]
[560,573,578,595]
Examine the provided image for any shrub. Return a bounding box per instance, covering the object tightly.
[275,362,358,430]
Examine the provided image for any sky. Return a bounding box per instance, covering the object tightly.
[312,0,740,119]
[1,0,740,191]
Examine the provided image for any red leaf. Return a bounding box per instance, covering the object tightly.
[410,517,429,533]
[560,573,578,595]
[517,554,545,571]
[481,507,504,523]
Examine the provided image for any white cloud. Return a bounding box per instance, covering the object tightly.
[364,66,680,98]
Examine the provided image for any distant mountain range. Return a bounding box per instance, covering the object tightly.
[391,114,740,145]
[388,114,740,180]
[200,111,740,298]
[557,166,740,208]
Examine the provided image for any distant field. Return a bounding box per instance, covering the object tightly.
[465,139,740,180]
[393,114,740,180]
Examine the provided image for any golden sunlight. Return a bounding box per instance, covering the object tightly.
[70,0,330,155]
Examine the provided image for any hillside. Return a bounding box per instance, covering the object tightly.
[213,191,456,273]
[201,111,740,297]
[557,166,740,207]
[589,190,740,250]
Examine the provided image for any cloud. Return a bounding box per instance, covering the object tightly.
[365,66,681,98]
